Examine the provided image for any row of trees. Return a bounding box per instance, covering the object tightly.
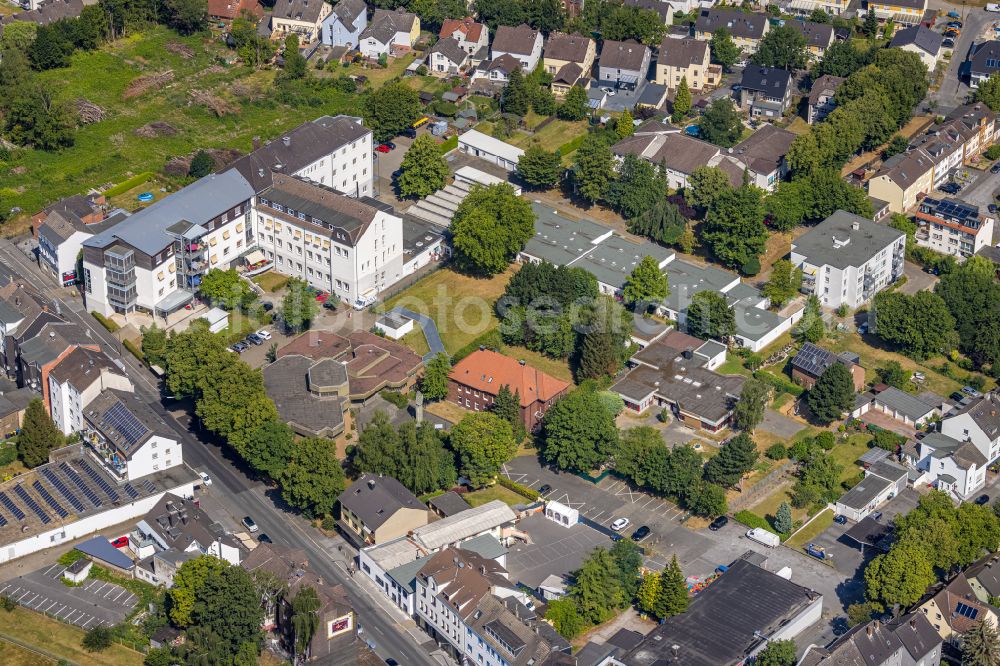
[148,322,345,517]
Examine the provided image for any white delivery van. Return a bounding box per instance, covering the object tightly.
[746,527,780,548]
[353,289,378,310]
[988,3,1000,11]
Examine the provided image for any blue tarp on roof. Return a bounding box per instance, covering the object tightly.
[75,535,134,571]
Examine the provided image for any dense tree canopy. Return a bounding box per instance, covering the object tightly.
[698,98,743,148]
[762,259,801,308]
[710,28,740,70]
[354,412,458,494]
[398,135,450,198]
[699,185,767,272]
[573,133,616,203]
[450,412,517,487]
[516,145,564,189]
[807,362,855,424]
[753,25,807,70]
[277,437,346,518]
[542,387,619,472]
[606,154,666,220]
[451,183,535,275]
[872,291,958,360]
[364,82,421,142]
[686,290,736,340]
[623,255,668,311]
[935,256,1000,370]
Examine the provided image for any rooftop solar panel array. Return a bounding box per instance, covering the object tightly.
[41,468,86,513]
[956,602,980,620]
[100,401,151,449]
[143,480,157,493]
[123,483,139,499]
[60,462,102,508]
[14,484,50,525]
[75,460,120,503]
[0,492,25,521]
[33,480,68,519]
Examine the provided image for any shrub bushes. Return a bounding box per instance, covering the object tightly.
[753,370,804,397]
[104,172,154,198]
[765,443,787,460]
[123,339,144,363]
[382,391,409,409]
[734,510,779,536]
[498,476,540,501]
[90,311,119,333]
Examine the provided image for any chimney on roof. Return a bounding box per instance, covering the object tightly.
[910,618,917,629]
[852,220,860,230]
[867,625,874,636]
[258,168,265,178]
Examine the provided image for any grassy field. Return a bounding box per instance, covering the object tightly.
[500,344,574,383]
[2,27,356,221]
[252,271,290,293]
[426,399,470,424]
[342,53,415,87]
[507,118,589,152]
[384,267,514,354]
[0,607,142,666]
[465,484,527,507]
[826,331,970,398]
[400,326,431,357]
[829,433,874,486]
[785,508,834,550]
[0,640,56,666]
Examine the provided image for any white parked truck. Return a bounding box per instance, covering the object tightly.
[746,527,780,548]
[988,3,1000,12]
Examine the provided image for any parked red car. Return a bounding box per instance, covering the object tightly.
[375,144,391,153]
[111,536,129,549]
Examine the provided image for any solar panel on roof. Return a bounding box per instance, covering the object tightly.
[956,602,979,619]
[14,485,50,525]
[42,468,86,513]
[0,492,25,521]
[123,483,139,499]
[60,462,102,508]
[33,481,68,519]
[0,512,7,527]
[76,460,120,502]
[143,480,157,493]
[101,401,150,448]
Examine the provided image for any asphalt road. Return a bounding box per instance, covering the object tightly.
[0,239,441,666]
[932,6,994,113]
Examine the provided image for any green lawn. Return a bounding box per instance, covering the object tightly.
[399,325,431,357]
[0,640,55,666]
[500,344,574,384]
[252,271,290,293]
[464,484,527,507]
[0,607,142,666]
[342,53,415,87]
[507,118,589,152]
[785,509,835,549]
[717,357,751,376]
[384,267,513,354]
[3,27,356,223]
[829,433,874,486]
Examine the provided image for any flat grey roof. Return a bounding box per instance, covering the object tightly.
[662,259,740,313]
[569,235,674,291]
[873,386,937,421]
[522,204,610,267]
[84,170,255,256]
[792,210,904,270]
[838,474,892,511]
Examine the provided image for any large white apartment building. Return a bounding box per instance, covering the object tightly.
[915,197,996,260]
[790,210,906,310]
[941,393,1000,465]
[47,346,133,435]
[255,173,403,308]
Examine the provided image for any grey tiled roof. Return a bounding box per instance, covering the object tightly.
[889,25,942,55]
[338,473,425,531]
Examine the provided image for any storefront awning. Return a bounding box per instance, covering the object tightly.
[154,289,195,314]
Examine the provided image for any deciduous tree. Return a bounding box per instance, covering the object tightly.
[281,33,307,79]
[573,548,624,624]
[450,412,516,487]
[699,98,743,147]
[756,639,798,666]
[606,154,665,220]
[199,268,255,310]
[686,165,732,213]
[864,539,935,612]
[872,290,958,360]
[365,82,421,142]
[753,25,807,70]
[277,437,345,518]
[291,586,321,659]
[623,255,668,311]
[628,199,687,246]
[573,133,615,204]
[762,259,802,308]
[699,185,767,271]
[516,145,563,189]
[542,388,618,472]
[686,290,736,340]
[558,84,590,120]
[732,377,771,432]
[281,278,319,331]
[163,0,208,35]
[545,598,584,638]
[398,135,449,198]
[807,362,855,424]
[451,183,535,275]
[420,353,452,401]
[710,28,740,70]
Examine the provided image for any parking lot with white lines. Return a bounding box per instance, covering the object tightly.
[0,564,137,629]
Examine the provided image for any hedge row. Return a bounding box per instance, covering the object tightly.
[452,328,504,364]
[753,370,804,397]
[90,311,120,333]
[104,172,155,198]
[498,476,540,501]
[557,133,587,156]
[123,339,144,363]
[734,510,778,535]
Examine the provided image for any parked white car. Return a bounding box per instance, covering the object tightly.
[256,329,271,340]
[611,517,630,531]
[199,472,212,486]
[988,4,1000,12]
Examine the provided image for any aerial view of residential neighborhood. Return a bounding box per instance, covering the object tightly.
[5,0,1000,665]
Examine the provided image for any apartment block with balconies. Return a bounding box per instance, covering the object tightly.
[915,197,996,260]
[791,210,906,310]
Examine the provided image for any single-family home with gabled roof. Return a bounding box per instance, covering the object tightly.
[694,8,769,51]
[918,574,996,642]
[655,37,719,91]
[338,473,429,547]
[320,0,367,48]
[359,8,419,58]
[491,24,543,72]
[889,24,942,70]
[807,74,844,124]
[867,147,935,213]
[739,65,793,118]
[543,32,596,93]
[941,392,1000,465]
[623,0,673,24]
[612,125,719,189]
[471,53,522,84]
[791,343,865,391]
[429,37,471,76]
[910,432,988,500]
[709,123,796,191]
[785,19,834,58]
[439,17,489,63]
[271,0,333,42]
[598,40,651,88]
[968,40,1000,89]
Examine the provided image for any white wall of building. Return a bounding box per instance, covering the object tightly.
[126,434,182,481]
[943,413,1000,464]
[49,370,135,435]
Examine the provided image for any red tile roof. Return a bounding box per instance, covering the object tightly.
[208,0,264,20]
[440,17,485,43]
[448,350,570,407]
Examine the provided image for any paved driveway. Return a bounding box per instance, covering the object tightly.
[0,564,138,629]
[389,307,445,359]
[899,260,939,295]
[931,7,993,112]
[506,513,613,588]
[759,409,806,440]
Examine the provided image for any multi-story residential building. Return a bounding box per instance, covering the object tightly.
[82,171,255,319]
[790,210,906,309]
[255,173,404,307]
[320,0,367,48]
[866,0,928,24]
[598,39,651,87]
[786,19,834,58]
[738,65,793,118]
[910,432,988,501]
[37,208,129,288]
[542,32,596,94]
[611,120,719,189]
[889,24,943,70]
[47,346,132,435]
[915,197,996,259]
[654,37,720,91]
[439,17,489,61]
[623,0,673,24]
[787,0,848,16]
[270,0,332,42]
[807,74,844,124]
[19,323,97,397]
[225,115,374,199]
[919,574,996,645]
[337,474,429,547]
[491,24,543,72]
[448,350,570,431]
[429,38,472,76]
[359,8,420,58]
[867,148,935,213]
[941,392,1000,465]
[694,8,769,52]
[81,389,182,482]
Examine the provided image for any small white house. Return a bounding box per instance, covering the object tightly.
[835,460,908,522]
[375,312,414,340]
[490,24,543,72]
[457,129,524,171]
[63,558,93,584]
